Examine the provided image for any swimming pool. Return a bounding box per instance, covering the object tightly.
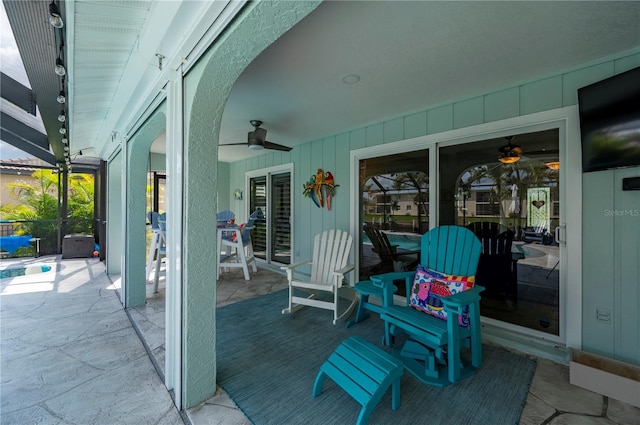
[0,264,52,279]
[363,232,421,251]
[520,245,546,258]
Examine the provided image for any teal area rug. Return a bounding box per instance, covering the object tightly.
[217,290,536,425]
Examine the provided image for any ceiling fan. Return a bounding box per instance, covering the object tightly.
[497,136,523,164]
[498,135,560,169]
[221,120,292,152]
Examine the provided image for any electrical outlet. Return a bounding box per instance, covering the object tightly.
[596,308,611,323]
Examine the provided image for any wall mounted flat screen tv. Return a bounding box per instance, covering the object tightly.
[578,66,640,173]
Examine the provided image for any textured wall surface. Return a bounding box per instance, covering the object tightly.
[181,0,321,408]
[125,102,167,307]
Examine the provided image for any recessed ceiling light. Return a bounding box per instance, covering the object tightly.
[341,74,361,85]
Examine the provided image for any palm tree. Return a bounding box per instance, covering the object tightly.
[393,172,428,232]
[1,170,94,255]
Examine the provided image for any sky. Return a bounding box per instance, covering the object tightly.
[1,2,30,87]
[1,1,38,161]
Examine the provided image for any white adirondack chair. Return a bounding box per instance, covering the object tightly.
[281,229,357,325]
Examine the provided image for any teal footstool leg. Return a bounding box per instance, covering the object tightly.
[312,369,328,397]
[357,407,373,425]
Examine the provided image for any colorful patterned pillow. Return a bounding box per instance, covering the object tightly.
[409,264,475,326]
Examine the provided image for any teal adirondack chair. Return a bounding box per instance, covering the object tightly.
[357,225,483,387]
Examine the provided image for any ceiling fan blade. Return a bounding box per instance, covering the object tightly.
[219,142,248,147]
[264,141,292,151]
[524,148,559,156]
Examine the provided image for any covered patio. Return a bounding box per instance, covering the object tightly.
[2,251,639,423]
[2,0,639,417]
[118,259,640,423]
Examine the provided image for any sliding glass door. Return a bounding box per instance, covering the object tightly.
[439,128,562,337]
[270,172,291,264]
[248,165,292,265]
[358,150,429,287]
[352,121,568,342]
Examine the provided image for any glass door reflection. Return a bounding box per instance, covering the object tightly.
[439,128,561,336]
[358,150,429,292]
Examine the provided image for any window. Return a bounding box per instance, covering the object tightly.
[475,191,499,216]
[248,166,292,265]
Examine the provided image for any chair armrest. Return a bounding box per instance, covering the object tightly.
[281,260,312,271]
[333,263,355,277]
[281,260,313,282]
[370,271,414,284]
[370,271,414,307]
[394,247,419,255]
[333,264,355,287]
[440,285,485,315]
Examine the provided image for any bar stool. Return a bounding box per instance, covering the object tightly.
[218,224,256,280]
[217,210,262,280]
[145,212,166,292]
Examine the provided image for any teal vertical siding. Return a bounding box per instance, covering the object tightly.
[582,171,616,357]
[350,128,366,150]
[612,168,640,364]
[383,117,404,144]
[520,76,563,115]
[427,104,454,134]
[322,136,337,232]
[334,134,351,238]
[229,50,639,266]
[403,111,427,139]
[614,53,640,73]
[217,162,230,213]
[484,87,519,122]
[562,62,615,106]
[453,96,484,129]
[365,123,384,147]
[582,167,640,364]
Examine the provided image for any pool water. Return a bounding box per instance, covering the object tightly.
[0,264,52,279]
[520,245,546,258]
[363,232,421,251]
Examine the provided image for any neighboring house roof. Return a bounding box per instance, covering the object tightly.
[0,157,54,173]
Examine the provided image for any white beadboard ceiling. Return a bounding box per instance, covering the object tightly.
[5,1,640,164]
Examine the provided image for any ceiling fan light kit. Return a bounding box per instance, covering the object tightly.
[498,154,521,164]
[546,161,560,170]
[498,136,522,164]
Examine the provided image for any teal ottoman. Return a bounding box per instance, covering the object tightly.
[312,336,404,425]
